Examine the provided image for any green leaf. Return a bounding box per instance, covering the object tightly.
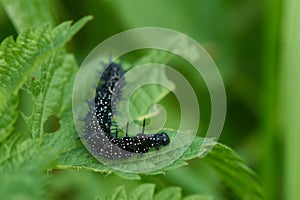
[0,135,53,199]
[182,194,214,200]
[113,171,141,180]
[56,134,263,199]
[55,130,209,174]
[106,186,127,200]
[203,143,264,200]
[57,134,202,176]
[24,52,78,138]
[106,184,210,200]
[0,16,92,142]
[153,187,181,200]
[0,134,41,172]
[0,92,18,142]
[56,147,113,174]
[0,16,92,93]
[0,16,91,199]
[128,184,155,200]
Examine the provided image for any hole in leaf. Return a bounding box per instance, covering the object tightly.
[44,115,60,133]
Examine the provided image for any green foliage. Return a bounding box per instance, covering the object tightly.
[55,134,208,176]
[0,16,92,141]
[106,184,213,200]
[56,136,263,199]
[203,143,264,199]
[0,18,263,199]
[0,1,267,199]
[0,16,92,198]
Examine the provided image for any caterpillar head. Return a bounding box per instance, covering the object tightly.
[157,132,170,146]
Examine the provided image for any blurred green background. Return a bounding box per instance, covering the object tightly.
[1,0,298,199]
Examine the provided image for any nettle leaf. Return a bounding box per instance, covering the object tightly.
[128,183,155,200]
[56,147,113,174]
[0,133,54,199]
[203,143,264,200]
[107,186,127,200]
[182,195,214,200]
[153,187,181,200]
[24,52,77,139]
[0,133,40,171]
[0,89,18,142]
[0,17,92,200]
[106,184,212,200]
[0,15,91,175]
[56,132,206,175]
[0,15,92,142]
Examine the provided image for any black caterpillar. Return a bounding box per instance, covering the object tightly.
[83,62,170,160]
[94,62,125,134]
[112,119,170,153]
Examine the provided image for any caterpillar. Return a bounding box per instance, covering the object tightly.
[83,62,170,160]
[111,119,170,154]
[94,62,125,134]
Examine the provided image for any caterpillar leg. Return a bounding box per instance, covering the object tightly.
[141,118,146,134]
[125,122,129,137]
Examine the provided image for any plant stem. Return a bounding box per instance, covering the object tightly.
[261,0,281,199]
[280,0,300,199]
